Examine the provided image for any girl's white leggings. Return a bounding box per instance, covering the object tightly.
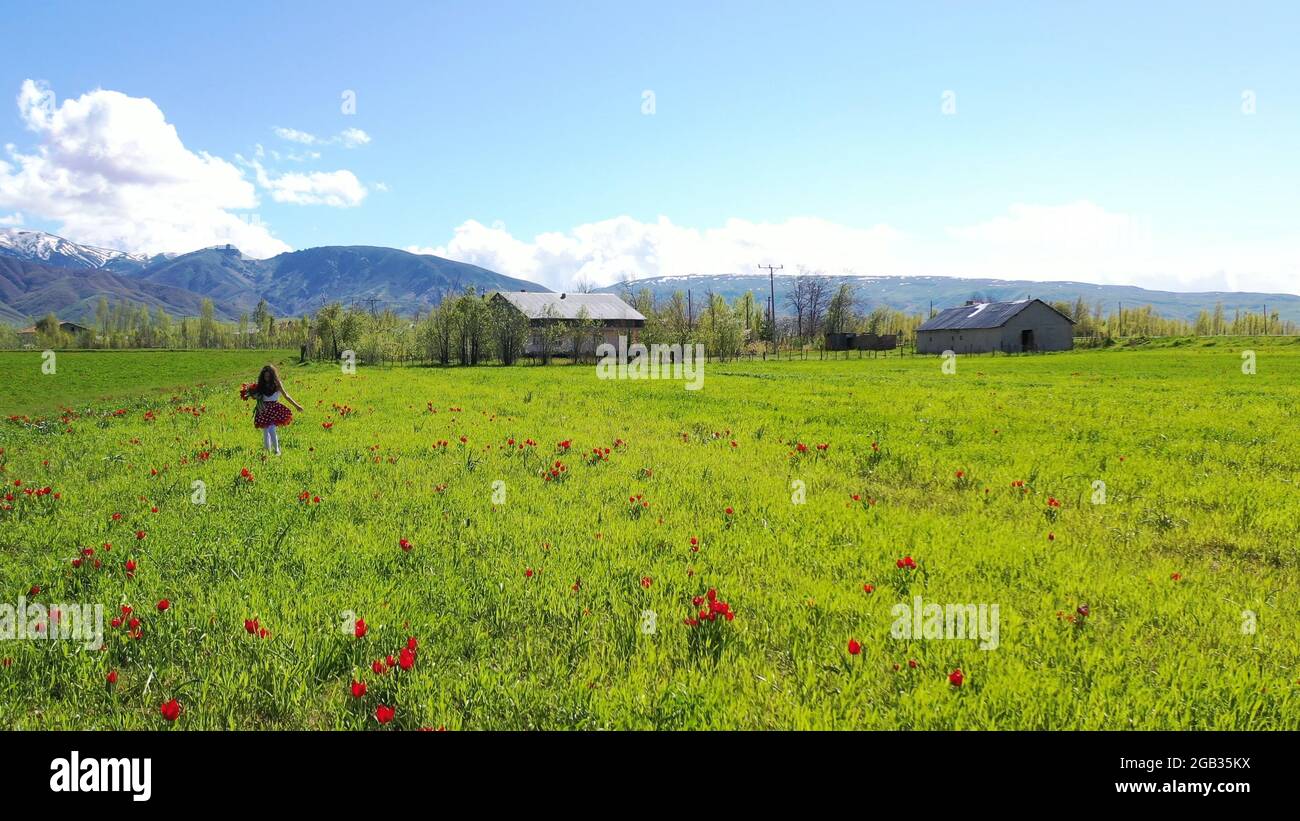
[263,425,280,453]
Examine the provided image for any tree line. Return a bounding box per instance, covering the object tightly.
[1,282,1295,356]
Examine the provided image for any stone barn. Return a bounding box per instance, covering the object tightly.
[916,299,1075,354]
[489,291,646,356]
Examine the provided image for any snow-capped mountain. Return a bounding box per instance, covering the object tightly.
[595,273,1300,323]
[0,228,156,272]
[0,229,547,322]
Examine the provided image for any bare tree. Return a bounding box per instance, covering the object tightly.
[804,274,832,338]
[785,275,810,340]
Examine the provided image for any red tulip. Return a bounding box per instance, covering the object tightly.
[106,670,118,685]
[354,618,367,638]
[948,669,964,687]
[159,698,181,721]
[156,598,170,612]
[375,704,395,724]
[398,647,415,670]
[847,638,861,655]
[351,680,367,698]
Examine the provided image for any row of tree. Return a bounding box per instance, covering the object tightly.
[0,297,309,351]
[2,284,1296,356]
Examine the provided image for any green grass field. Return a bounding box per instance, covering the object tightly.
[0,349,299,416]
[1,343,1298,729]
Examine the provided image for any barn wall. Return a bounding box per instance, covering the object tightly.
[523,321,642,355]
[916,327,1002,354]
[998,302,1074,352]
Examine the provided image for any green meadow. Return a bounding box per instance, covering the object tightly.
[0,341,1297,729]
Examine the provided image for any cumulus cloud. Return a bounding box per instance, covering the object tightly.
[408,216,905,290]
[0,211,22,226]
[409,205,1300,295]
[247,160,367,207]
[272,125,371,148]
[0,80,290,257]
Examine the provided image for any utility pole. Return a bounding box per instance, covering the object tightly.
[687,289,693,330]
[758,264,782,353]
[363,297,380,316]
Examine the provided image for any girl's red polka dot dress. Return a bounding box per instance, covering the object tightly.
[253,397,293,429]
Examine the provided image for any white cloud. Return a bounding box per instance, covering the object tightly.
[272,126,371,148]
[938,201,1300,293]
[409,216,904,290]
[0,80,290,257]
[409,205,1300,295]
[247,160,366,207]
[0,211,22,226]
[272,126,317,145]
[339,128,370,148]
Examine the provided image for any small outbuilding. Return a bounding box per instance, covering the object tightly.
[916,299,1074,354]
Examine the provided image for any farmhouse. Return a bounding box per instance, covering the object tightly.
[17,321,91,346]
[488,291,646,356]
[916,299,1075,354]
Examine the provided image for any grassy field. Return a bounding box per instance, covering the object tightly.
[1,342,1298,729]
[0,349,299,417]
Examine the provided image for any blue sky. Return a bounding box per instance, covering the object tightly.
[2,0,1298,292]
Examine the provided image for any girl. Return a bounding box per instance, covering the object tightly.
[242,365,304,455]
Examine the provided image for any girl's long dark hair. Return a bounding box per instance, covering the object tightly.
[254,364,280,397]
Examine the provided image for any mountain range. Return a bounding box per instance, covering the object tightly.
[3,228,1298,326]
[0,229,544,324]
[596,273,1300,324]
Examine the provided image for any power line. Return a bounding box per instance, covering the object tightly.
[758,264,782,353]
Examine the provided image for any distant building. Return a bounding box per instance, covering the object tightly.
[17,320,91,346]
[824,332,898,352]
[916,299,1075,354]
[488,291,645,356]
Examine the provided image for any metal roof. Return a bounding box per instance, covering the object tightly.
[492,291,646,321]
[917,299,1073,331]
